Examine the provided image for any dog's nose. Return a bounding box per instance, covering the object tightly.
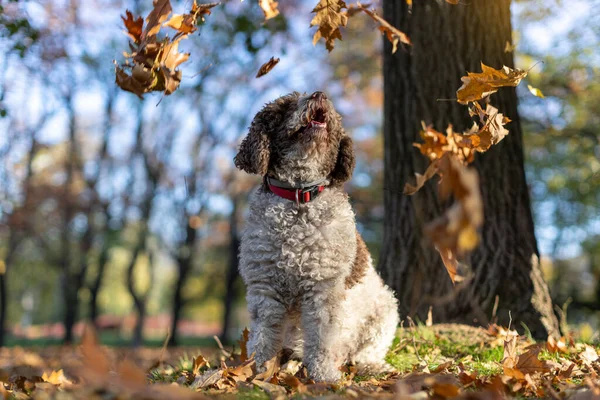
[311,91,327,100]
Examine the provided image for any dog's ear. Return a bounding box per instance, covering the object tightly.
[234,112,271,175]
[330,135,355,186]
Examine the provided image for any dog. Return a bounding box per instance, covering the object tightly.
[234,91,399,382]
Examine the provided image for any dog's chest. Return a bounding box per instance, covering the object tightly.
[240,188,356,294]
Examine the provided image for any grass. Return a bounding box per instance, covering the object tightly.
[386,324,505,376]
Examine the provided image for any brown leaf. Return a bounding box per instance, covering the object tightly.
[255,354,281,383]
[117,359,147,389]
[193,355,209,375]
[122,10,144,43]
[404,159,440,195]
[80,325,110,381]
[252,379,287,397]
[446,0,459,4]
[191,1,219,20]
[310,0,348,52]
[579,345,598,366]
[350,3,411,53]
[424,156,483,283]
[514,346,551,377]
[259,0,279,20]
[477,105,510,152]
[164,13,197,34]
[456,62,528,104]
[144,0,173,39]
[161,41,190,71]
[239,327,250,362]
[256,56,280,78]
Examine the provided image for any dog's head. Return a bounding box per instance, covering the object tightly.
[234,91,355,186]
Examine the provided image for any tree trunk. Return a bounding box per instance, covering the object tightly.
[220,195,241,344]
[89,234,109,328]
[379,0,559,338]
[168,223,196,347]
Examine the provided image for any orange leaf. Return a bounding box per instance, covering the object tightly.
[256,56,280,78]
[121,10,144,43]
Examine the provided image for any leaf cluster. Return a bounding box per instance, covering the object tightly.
[115,0,219,98]
[404,63,536,283]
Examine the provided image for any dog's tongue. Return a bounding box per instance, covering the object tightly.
[309,120,326,128]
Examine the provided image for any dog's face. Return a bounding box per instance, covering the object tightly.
[234,91,355,185]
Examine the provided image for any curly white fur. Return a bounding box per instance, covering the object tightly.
[239,187,399,381]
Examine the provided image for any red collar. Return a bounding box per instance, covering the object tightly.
[265,177,325,205]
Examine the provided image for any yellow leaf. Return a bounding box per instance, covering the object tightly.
[259,0,279,20]
[527,84,545,98]
[456,62,528,104]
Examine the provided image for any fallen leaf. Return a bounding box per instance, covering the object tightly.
[259,0,279,20]
[255,354,280,383]
[579,345,598,366]
[256,56,280,78]
[42,370,72,387]
[193,355,209,375]
[514,346,551,376]
[527,84,545,98]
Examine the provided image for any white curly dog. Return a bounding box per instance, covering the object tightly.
[234,91,399,382]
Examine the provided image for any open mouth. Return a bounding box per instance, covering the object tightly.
[308,108,327,128]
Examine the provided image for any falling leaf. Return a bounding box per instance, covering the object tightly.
[349,3,411,53]
[256,56,280,78]
[404,159,440,195]
[310,0,348,52]
[164,14,197,34]
[527,84,545,98]
[504,40,516,53]
[424,156,483,283]
[161,41,190,70]
[477,104,511,152]
[446,0,459,4]
[259,0,279,20]
[121,10,144,43]
[456,62,528,104]
[191,1,220,22]
[143,0,173,39]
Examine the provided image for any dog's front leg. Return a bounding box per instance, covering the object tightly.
[246,290,287,371]
[301,282,345,382]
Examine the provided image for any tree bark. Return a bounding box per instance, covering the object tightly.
[379,0,559,338]
[168,223,196,347]
[220,194,241,344]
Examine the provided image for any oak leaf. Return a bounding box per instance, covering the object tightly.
[310,0,348,52]
[256,56,280,78]
[143,0,173,39]
[259,0,279,20]
[351,3,411,53]
[404,160,440,195]
[121,10,144,43]
[164,14,197,34]
[456,62,528,104]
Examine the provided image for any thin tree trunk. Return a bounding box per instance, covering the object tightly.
[220,195,241,344]
[379,0,559,338]
[62,94,77,344]
[168,222,196,347]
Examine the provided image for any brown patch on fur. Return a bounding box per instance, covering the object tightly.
[330,136,355,186]
[345,231,370,289]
